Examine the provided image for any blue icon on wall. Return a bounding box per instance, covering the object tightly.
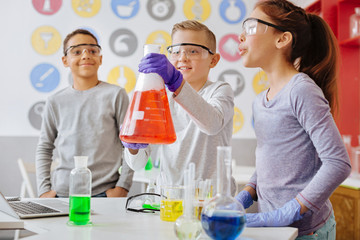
[111,0,140,19]
[30,63,60,93]
[219,0,246,24]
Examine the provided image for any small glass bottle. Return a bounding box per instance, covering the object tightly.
[68,156,92,226]
[201,146,246,240]
[350,7,360,38]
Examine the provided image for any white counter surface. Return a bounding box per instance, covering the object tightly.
[4,198,298,240]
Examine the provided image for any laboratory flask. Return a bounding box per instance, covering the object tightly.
[201,146,246,240]
[68,156,92,226]
[120,44,176,144]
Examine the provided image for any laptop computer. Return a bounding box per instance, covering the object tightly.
[0,192,69,219]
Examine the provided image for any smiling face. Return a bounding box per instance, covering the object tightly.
[170,30,220,90]
[238,7,282,69]
[62,34,102,82]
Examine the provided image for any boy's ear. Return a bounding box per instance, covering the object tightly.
[276,31,293,49]
[209,53,220,68]
[99,55,102,65]
[62,56,69,67]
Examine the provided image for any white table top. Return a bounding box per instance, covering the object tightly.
[3,198,298,240]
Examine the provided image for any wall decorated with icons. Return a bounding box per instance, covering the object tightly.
[0,0,271,139]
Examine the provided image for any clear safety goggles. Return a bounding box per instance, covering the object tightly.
[242,17,287,36]
[64,43,102,57]
[125,193,162,213]
[167,43,214,61]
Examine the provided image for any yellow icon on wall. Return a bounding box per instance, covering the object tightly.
[145,31,172,55]
[233,106,244,134]
[252,70,269,95]
[31,26,61,55]
[107,65,136,94]
[72,0,101,18]
[183,0,211,22]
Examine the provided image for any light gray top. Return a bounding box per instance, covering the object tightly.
[248,73,351,236]
[125,80,236,194]
[36,81,134,197]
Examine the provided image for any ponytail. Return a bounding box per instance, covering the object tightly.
[298,14,339,116]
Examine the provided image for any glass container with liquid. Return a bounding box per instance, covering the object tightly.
[160,185,184,222]
[68,156,92,226]
[201,146,246,240]
[174,163,202,240]
[119,44,176,144]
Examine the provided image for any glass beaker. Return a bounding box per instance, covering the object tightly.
[174,163,202,240]
[160,185,184,222]
[201,146,246,240]
[119,44,176,144]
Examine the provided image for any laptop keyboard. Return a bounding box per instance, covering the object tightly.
[9,201,60,215]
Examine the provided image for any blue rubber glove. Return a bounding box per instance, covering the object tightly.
[138,53,183,92]
[121,140,148,150]
[235,190,253,209]
[245,199,303,227]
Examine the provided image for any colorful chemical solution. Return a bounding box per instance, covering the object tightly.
[160,199,183,222]
[120,89,176,144]
[68,195,91,225]
[201,210,246,240]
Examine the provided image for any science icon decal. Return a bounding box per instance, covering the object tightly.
[219,0,246,24]
[111,0,139,19]
[218,69,245,97]
[109,29,138,57]
[145,31,172,55]
[30,63,60,93]
[28,101,45,130]
[107,65,136,94]
[31,26,61,55]
[218,34,241,62]
[72,0,101,18]
[147,0,175,21]
[233,106,244,134]
[183,0,211,22]
[252,70,269,95]
[32,0,62,15]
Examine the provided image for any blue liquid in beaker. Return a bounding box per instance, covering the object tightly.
[201,210,246,240]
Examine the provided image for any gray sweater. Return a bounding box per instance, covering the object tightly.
[36,81,134,197]
[249,73,351,236]
[125,80,236,194]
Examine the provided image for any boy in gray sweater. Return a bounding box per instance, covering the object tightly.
[36,29,133,198]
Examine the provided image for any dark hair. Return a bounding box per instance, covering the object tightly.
[171,20,217,52]
[255,0,339,115]
[63,29,98,56]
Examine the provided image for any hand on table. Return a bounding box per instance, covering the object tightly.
[245,198,303,227]
[106,187,129,197]
[138,53,183,92]
[40,190,57,198]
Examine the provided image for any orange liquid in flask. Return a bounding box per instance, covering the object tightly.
[120,89,176,144]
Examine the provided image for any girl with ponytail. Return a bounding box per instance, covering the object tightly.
[235,0,351,238]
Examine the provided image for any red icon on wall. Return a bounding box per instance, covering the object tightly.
[32,0,62,15]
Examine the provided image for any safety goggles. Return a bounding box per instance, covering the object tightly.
[242,17,287,36]
[125,193,162,213]
[167,43,214,61]
[64,43,102,57]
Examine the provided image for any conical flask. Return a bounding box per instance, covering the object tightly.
[201,146,246,240]
[120,44,176,144]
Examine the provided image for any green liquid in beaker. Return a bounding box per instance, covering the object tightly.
[68,195,91,226]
